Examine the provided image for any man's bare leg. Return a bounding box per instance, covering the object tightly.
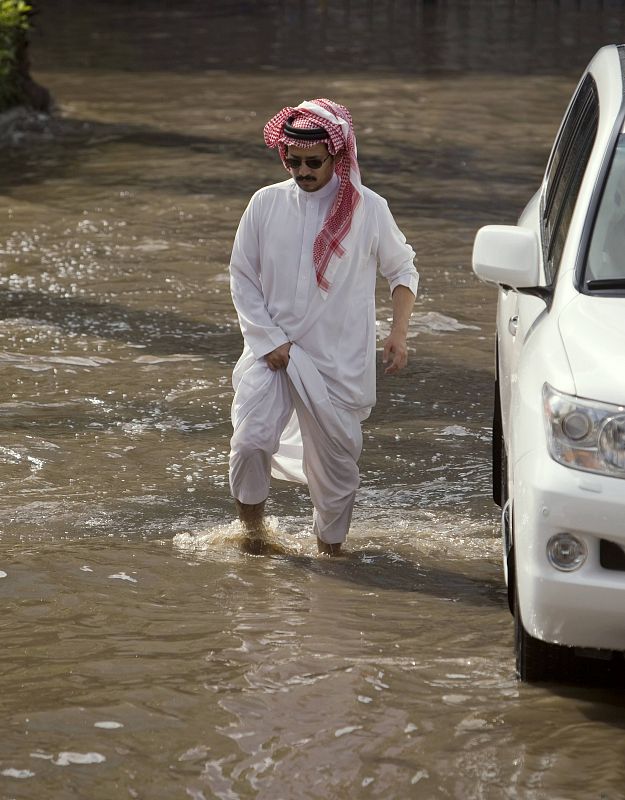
[235,499,268,555]
[316,537,342,557]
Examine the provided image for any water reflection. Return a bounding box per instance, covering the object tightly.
[31,0,625,76]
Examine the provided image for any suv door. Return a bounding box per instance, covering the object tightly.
[500,73,600,479]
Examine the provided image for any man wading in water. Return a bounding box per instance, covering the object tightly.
[228,99,418,555]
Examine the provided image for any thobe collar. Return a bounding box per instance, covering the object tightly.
[294,172,339,201]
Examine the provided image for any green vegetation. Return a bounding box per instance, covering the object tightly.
[0,0,31,111]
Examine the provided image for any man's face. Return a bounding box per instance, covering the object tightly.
[285,143,334,192]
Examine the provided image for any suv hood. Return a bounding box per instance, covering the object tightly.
[558,294,625,405]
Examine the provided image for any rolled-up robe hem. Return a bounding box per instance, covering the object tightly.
[316,532,348,545]
[313,484,356,544]
[314,518,350,544]
[232,489,270,506]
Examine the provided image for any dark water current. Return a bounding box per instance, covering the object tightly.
[3,2,625,798]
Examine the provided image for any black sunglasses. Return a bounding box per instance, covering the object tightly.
[285,154,332,170]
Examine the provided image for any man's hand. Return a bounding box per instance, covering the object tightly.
[382,331,408,374]
[265,342,292,371]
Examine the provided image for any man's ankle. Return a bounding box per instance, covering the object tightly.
[235,499,266,530]
[317,537,342,556]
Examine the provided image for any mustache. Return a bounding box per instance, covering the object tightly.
[296,176,315,183]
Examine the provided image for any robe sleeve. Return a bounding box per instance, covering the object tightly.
[374,198,419,298]
[229,192,291,360]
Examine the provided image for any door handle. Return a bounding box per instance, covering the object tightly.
[508,315,518,336]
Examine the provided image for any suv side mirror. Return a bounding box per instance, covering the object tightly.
[473,225,541,289]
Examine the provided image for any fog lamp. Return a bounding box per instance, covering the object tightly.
[546,533,587,572]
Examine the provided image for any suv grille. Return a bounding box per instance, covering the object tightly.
[600,539,625,571]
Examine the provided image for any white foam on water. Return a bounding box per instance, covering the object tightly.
[0,570,7,578]
[250,756,273,775]
[94,721,123,729]
[80,566,93,572]
[348,506,500,562]
[120,421,150,436]
[0,446,22,463]
[456,717,490,732]
[438,425,473,437]
[443,694,470,705]
[365,673,390,691]
[412,311,480,333]
[0,351,114,369]
[52,752,106,766]
[334,725,362,737]
[376,311,480,339]
[134,240,170,252]
[133,354,204,364]
[108,572,137,583]
[2,768,35,778]
[178,745,211,762]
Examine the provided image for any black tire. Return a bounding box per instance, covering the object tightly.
[494,375,513,613]
[492,379,503,507]
[506,545,515,616]
[492,377,508,510]
[514,586,576,682]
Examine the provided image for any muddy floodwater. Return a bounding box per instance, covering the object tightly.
[3,2,625,798]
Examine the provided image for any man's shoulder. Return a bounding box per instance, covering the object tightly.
[360,184,389,209]
[362,186,388,211]
[250,179,294,204]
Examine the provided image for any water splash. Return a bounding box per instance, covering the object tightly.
[173,517,307,559]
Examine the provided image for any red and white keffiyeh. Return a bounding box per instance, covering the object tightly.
[264,99,363,296]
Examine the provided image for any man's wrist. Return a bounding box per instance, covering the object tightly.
[390,324,408,337]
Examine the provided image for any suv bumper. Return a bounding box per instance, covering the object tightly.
[514,448,625,651]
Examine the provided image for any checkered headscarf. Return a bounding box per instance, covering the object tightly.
[264,99,363,296]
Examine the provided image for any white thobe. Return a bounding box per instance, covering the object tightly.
[229,173,418,543]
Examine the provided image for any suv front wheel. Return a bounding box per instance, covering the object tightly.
[514,586,576,682]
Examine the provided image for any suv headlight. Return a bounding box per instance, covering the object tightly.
[543,384,625,477]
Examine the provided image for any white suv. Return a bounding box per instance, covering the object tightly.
[472,44,625,682]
